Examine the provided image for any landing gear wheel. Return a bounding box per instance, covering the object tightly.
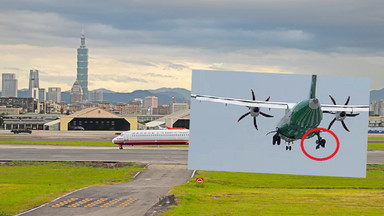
[289,146,292,151]
[119,145,123,150]
[273,133,281,145]
[320,139,326,148]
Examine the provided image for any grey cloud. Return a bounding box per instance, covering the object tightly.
[93,74,148,83]
[118,59,157,67]
[144,73,175,79]
[165,63,189,71]
[1,0,384,52]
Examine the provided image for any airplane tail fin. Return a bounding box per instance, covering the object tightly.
[309,75,317,99]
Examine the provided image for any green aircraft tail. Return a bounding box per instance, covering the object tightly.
[309,75,317,99]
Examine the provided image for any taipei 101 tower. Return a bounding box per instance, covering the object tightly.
[77,29,88,101]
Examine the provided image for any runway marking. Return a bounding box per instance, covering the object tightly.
[51,198,137,208]
[84,198,108,207]
[51,198,79,207]
[116,198,137,207]
[67,198,93,208]
[100,198,122,207]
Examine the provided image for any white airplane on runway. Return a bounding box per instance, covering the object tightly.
[112,128,189,149]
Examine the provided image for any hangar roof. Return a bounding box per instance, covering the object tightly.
[145,109,190,129]
[156,109,190,121]
[68,107,122,118]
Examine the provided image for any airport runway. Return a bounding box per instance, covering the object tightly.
[0,144,382,164]
[0,145,188,165]
[0,130,117,141]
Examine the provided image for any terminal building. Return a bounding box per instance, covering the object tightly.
[2,114,60,130]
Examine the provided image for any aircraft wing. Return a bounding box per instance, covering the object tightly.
[321,104,369,112]
[192,94,369,112]
[191,94,294,109]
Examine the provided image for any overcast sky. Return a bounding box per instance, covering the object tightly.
[1,0,384,92]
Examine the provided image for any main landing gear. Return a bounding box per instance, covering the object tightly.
[272,133,281,145]
[272,133,291,151]
[119,145,123,150]
[269,131,294,151]
[315,132,326,149]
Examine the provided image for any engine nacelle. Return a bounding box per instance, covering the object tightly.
[250,107,260,117]
[335,111,346,121]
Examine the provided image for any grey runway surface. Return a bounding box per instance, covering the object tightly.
[0,145,188,165]
[0,144,382,164]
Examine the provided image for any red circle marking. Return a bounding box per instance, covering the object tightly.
[300,128,340,161]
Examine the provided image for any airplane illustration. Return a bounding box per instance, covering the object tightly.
[191,75,369,151]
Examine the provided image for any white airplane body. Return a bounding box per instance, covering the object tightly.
[112,129,189,149]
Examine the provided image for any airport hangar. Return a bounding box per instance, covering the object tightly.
[60,107,137,131]
[145,109,190,129]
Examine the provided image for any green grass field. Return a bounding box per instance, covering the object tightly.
[164,165,384,216]
[368,136,384,140]
[0,161,143,216]
[368,143,384,151]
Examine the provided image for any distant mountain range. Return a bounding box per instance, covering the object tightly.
[2,87,384,104]
[369,88,384,102]
[2,88,191,105]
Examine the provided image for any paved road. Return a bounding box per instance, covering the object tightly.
[368,140,384,143]
[366,151,384,164]
[1,130,118,141]
[0,145,188,165]
[0,144,382,164]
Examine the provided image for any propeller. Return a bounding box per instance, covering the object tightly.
[238,89,273,130]
[323,95,359,132]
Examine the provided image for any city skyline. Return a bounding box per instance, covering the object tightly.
[1,1,384,92]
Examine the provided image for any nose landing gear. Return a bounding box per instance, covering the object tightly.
[285,145,292,151]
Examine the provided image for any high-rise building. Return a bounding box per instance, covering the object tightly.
[70,80,83,104]
[29,69,39,97]
[47,87,61,103]
[31,88,39,101]
[88,90,103,102]
[1,73,18,97]
[77,29,88,102]
[38,88,46,103]
[144,96,158,109]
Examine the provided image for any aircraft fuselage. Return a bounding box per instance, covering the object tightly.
[277,98,323,142]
